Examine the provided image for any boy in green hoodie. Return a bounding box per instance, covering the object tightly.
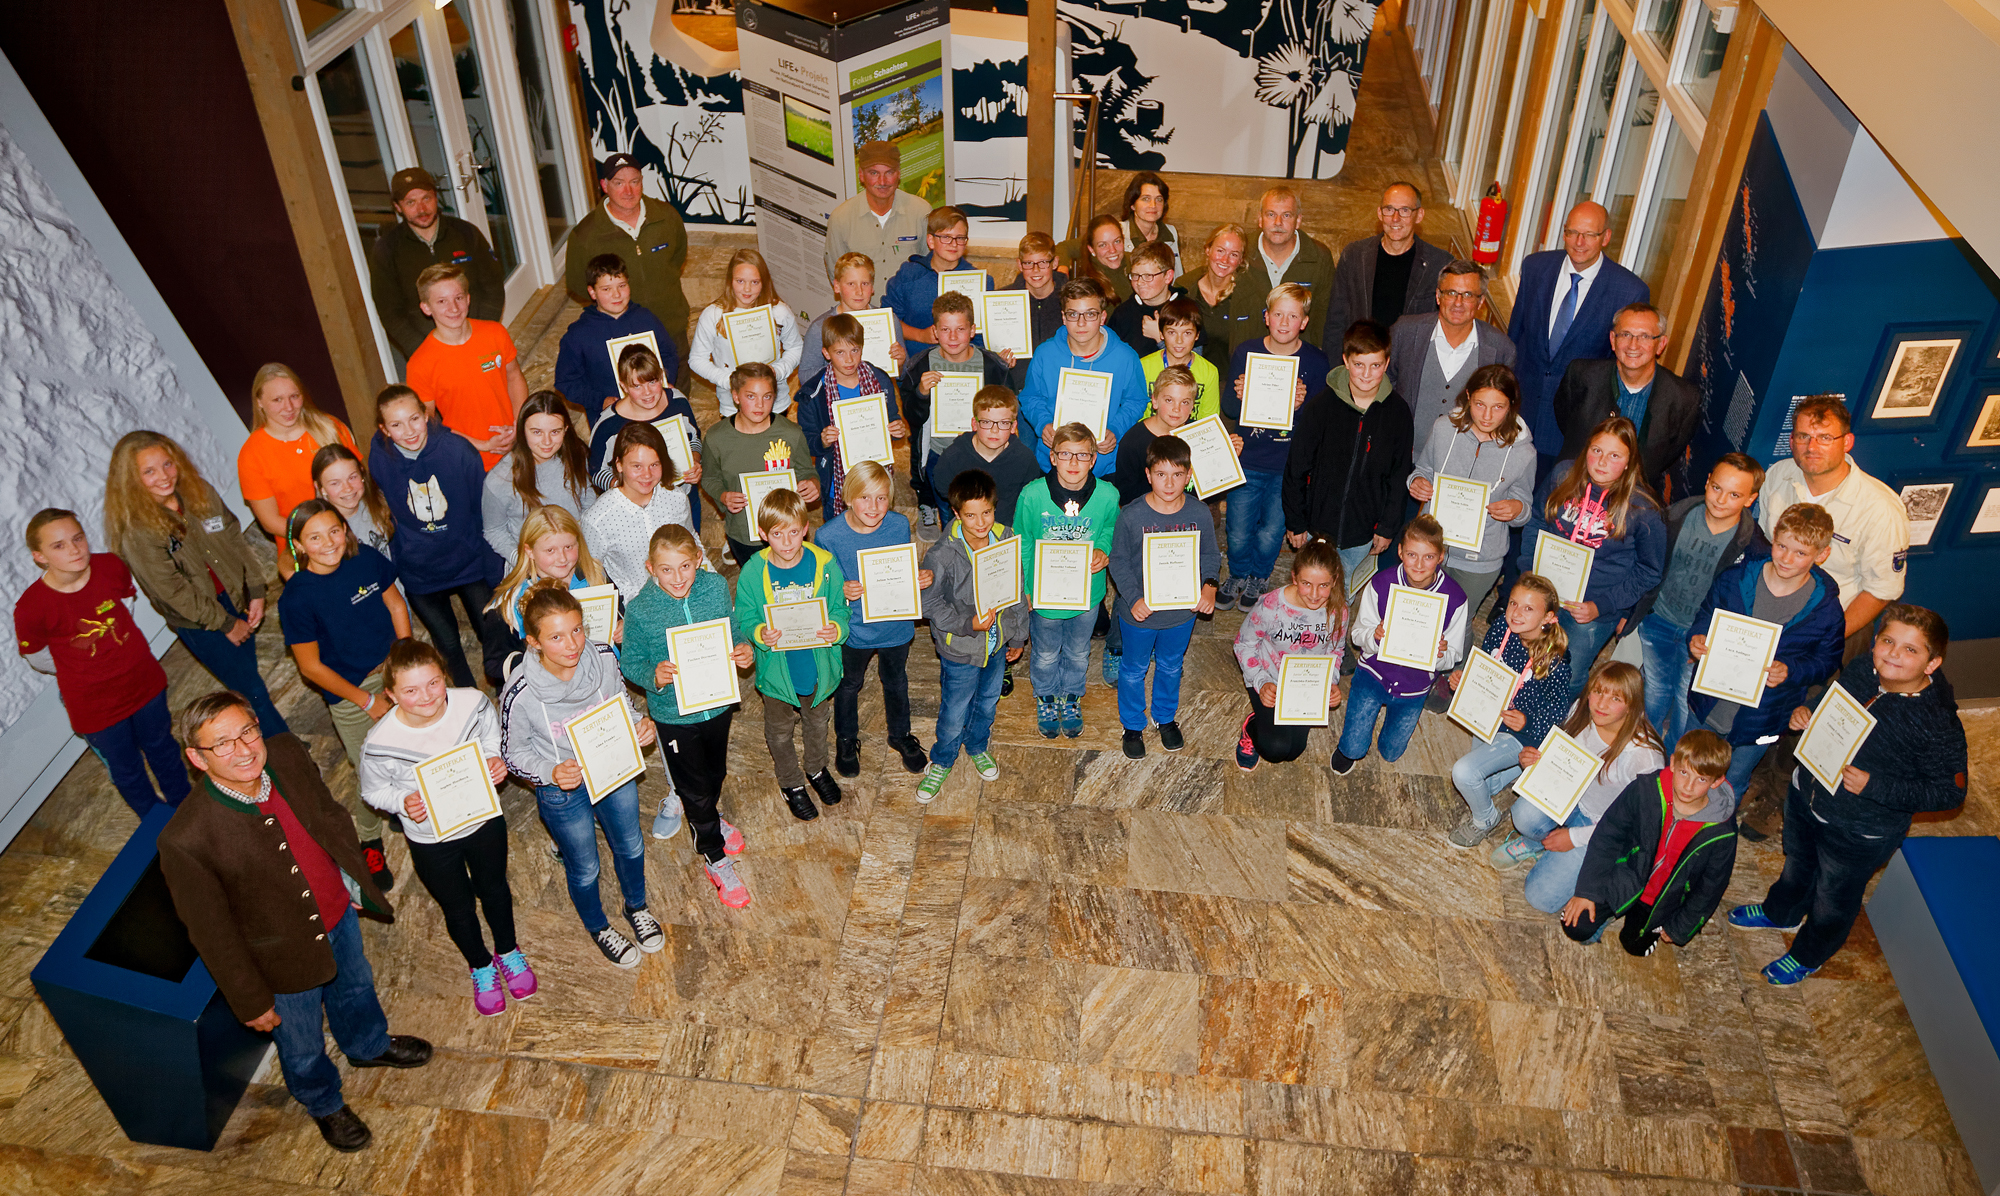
[1016,422,1120,738]
[917,470,1028,801]
[733,489,849,821]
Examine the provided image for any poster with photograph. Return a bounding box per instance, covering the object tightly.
[1869,338,1960,420]
[1899,482,1954,547]
[848,42,948,206]
[1966,393,2000,449]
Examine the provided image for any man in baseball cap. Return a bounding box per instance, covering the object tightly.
[369,166,505,359]
[823,140,929,305]
[563,152,690,382]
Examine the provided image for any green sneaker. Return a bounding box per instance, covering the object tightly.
[970,751,999,780]
[916,763,951,804]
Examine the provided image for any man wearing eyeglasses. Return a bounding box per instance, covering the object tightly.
[823,141,929,305]
[158,691,431,1154]
[1324,182,1453,361]
[1552,303,1699,497]
[1387,259,1517,463]
[1507,201,1650,481]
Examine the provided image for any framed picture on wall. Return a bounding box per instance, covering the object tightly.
[1868,336,1961,421]
[1898,480,1956,548]
[1966,393,2000,449]
[1969,484,2000,536]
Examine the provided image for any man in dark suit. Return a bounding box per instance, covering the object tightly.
[1552,303,1700,499]
[1388,259,1518,463]
[1323,182,1455,359]
[1506,201,1649,480]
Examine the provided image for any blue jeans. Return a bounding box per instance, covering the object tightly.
[1450,731,1526,829]
[1338,544,1374,584]
[536,778,646,933]
[1337,667,1425,762]
[933,651,1006,767]
[1030,611,1094,697]
[1723,740,1769,796]
[1636,614,1694,745]
[1512,801,1598,914]
[1557,607,1623,701]
[1117,617,1195,730]
[268,907,390,1117]
[1225,468,1285,585]
[83,690,190,818]
[174,591,289,735]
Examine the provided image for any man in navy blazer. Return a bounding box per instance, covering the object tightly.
[1506,201,1649,479]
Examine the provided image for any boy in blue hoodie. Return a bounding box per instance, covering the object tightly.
[368,385,509,688]
[1685,502,1845,798]
[553,254,679,421]
[885,206,985,360]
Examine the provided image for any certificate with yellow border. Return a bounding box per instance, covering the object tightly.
[1691,609,1783,709]
[1531,532,1595,605]
[1053,368,1114,441]
[573,584,620,645]
[938,270,989,303]
[1180,413,1244,499]
[413,740,502,838]
[603,330,661,380]
[852,308,899,375]
[1378,583,1448,670]
[1431,474,1490,552]
[567,693,645,803]
[857,543,922,622]
[722,305,778,363]
[666,617,739,715]
[1447,648,1521,744]
[832,394,895,467]
[1141,530,1201,611]
[739,467,796,542]
[980,291,1033,357]
[1238,353,1301,430]
[1797,682,1877,793]
[972,536,1022,615]
[764,597,830,652]
[652,414,695,476]
[1273,655,1335,726]
[930,374,980,436]
[1032,540,1093,612]
[1514,727,1601,822]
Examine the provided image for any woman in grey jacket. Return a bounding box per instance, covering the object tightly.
[104,431,289,733]
[1406,364,1537,612]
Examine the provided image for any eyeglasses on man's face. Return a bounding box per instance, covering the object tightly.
[1063,310,1106,324]
[1438,289,1481,302]
[1611,330,1661,344]
[1379,205,1418,218]
[197,722,263,756]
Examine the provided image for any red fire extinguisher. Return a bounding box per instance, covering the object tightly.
[1473,183,1507,265]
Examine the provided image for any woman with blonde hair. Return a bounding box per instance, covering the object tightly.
[105,430,289,733]
[237,363,360,576]
[688,247,805,415]
[1178,223,1248,371]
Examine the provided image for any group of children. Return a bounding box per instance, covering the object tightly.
[12,207,1969,1018]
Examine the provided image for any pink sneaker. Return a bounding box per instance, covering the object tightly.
[720,819,745,856]
[494,949,538,1000]
[470,963,506,1016]
[705,857,752,908]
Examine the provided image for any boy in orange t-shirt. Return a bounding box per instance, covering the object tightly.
[405,263,527,469]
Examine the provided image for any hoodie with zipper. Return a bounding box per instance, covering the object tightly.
[1685,560,1845,747]
[498,640,641,788]
[368,421,499,595]
[733,541,849,704]
[553,302,680,421]
[923,519,1029,666]
[1282,365,1414,551]
[1407,415,1538,571]
[1795,655,1968,840]
[1574,770,1738,946]
[620,569,737,725]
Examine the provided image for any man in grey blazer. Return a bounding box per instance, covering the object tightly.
[1321,182,1455,359]
[1552,302,1700,499]
[1388,260,1518,463]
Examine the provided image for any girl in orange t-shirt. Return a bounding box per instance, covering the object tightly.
[237,362,358,576]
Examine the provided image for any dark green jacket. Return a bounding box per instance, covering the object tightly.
[368,216,505,357]
[565,198,691,367]
[1225,232,1338,353]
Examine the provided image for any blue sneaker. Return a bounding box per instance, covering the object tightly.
[1060,694,1083,738]
[1762,953,1818,986]
[1102,650,1121,687]
[1727,904,1803,932]
[1036,696,1060,739]
[651,792,684,840]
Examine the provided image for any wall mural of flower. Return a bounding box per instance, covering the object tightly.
[1245,0,1375,177]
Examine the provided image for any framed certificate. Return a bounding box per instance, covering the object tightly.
[938,269,989,303]
[832,394,896,467]
[603,330,661,380]
[567,693,646,802]
[930,374,981,436]
[1377,583,1449,670]
[1032,540,1093,612]
[572,584,620,645]
[1531,532,1595,605]
[1238,353,1301,431]
[1273,655,1335,726]
[980,291,1034,357]
[972,535,1023,615]
[857,543,922,622]
[722,305,779,364]
[764,597,829,651]
[1797,682,1878,792]
[739,467,796,541]
[1514,727,1602,822]
[1141,530,1202,611]
[413,740,502,838]
[1053,368,1114,441]
[852,308,900,375]
[653,414,696,476]
[666,616,740,715]
[1691,609,1783,709]
[1447,649,1522,743]
[1431,474,1490,552]
[1180,413,1244,499]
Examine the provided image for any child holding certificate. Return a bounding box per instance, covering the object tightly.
[801,252,905,387]
[553,252,679,421]
[817,462,932,778]
[1517,415,1666,700]
[930,386,1043,526]
[1140,300,1221,423]
[1281,319,1412,587]
[1684,503,1845,797]
[688,249,804,415]
[1333,516,1467,774]
[897,290,1012,534]
[1729,605,1967,986]
[1219,283,1328,611]
[916,470,1027,800]
[586,344,702,525]
[499,582,662,969]
[619,526,759,909]
[1441,574,1573,846]
[999,233,1069,392]
[360,639,534,1015]
[734,489,849,822]
[1231,538,1348,771]
[582,422,697,600]
[1406,364,1537,613]
[698,364,819,565]
[1017,423,1120,739]
[797,313,908,516]
[1111,367,1240,506]
[886,205,986,360]
[1490,661,1665,916]
[1107,436,1220,759]
[1018,279,1151,479]
[1561,729,1739,957]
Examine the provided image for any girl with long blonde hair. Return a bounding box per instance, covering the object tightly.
[487,505,612,639]
[688,247,804,414]
[1443,572,1573,847]
[237,363,360,576]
